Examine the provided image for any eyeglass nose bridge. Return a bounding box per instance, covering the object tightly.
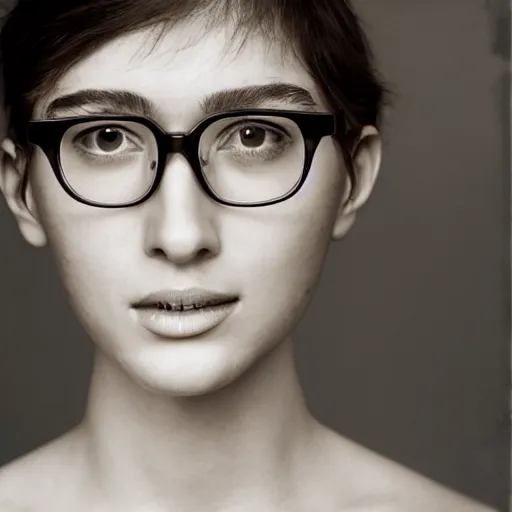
[166,133,187,155]
[160,132,201,178]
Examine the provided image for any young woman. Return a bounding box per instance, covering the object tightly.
[0,1,495,510]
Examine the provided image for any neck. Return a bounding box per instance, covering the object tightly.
[79,338,320,510]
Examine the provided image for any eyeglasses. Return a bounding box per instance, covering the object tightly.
[26,109,337,208]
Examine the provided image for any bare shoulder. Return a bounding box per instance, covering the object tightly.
[0,429,85,512]
[373,472,498,512]
[0,442,61,511]
[314,426,497,512]
[356,448,496,511]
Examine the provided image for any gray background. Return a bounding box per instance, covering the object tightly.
[0,1,509,510]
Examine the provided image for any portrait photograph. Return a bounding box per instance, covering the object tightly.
[0,0,509,511]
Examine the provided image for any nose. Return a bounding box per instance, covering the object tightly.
[142,154,221,266]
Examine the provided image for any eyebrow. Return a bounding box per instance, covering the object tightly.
[44,83,319,119]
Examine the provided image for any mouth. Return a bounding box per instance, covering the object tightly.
[132,288,240,339]
[141,297,238,312]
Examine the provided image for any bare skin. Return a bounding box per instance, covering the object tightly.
[0,343,496,512]
[0,18,497,512]
[0,427,496,511]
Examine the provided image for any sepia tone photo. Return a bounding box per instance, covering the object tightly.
[0,1,509,511]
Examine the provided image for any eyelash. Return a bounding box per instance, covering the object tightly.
[68,116,294,168]
[71,126,142,162]
[217,121,289,145]
[212,122,292,164]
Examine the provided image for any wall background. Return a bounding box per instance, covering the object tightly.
[0,1,510,511]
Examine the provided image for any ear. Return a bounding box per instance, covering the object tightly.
[331,126,382,240]
[0,138,47,247]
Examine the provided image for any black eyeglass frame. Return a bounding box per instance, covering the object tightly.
[26,109,338,208]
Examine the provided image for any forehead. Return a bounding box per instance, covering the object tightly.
[37,20,325,125]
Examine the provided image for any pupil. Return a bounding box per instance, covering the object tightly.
[97,129,122,151]
[240,126,265,148]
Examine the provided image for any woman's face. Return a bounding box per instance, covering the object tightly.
[2,21,379,396]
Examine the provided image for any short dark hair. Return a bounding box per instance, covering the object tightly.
[1,0,389,194]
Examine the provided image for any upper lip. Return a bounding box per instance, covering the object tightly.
[133,288,239,308]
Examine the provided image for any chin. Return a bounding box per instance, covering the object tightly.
[119,342,255,398]
[132,368,243,398]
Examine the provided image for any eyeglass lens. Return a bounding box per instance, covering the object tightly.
[59,115,306,205]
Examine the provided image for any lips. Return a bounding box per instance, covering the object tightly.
[131,288,239,339]
[133,288,239,311]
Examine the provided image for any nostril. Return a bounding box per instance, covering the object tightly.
[197,248,211,260]
[150,248,168,260]
[149,246,214,264]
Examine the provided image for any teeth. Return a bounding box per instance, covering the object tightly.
[155,301,215,311]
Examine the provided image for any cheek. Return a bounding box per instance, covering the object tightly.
[218,186,341,353]
[45,218,137,313]
[236,209,333,297]
[31,165,138,301]
[230,155,344,307]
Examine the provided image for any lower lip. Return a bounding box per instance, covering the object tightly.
[133,301,238,339]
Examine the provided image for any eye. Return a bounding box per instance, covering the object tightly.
[237,125,268,148]
[93,128,124,152]
[73,126,142,156]
[216,121,291,160]
[222,123,286,150]
[199,117,297,169]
